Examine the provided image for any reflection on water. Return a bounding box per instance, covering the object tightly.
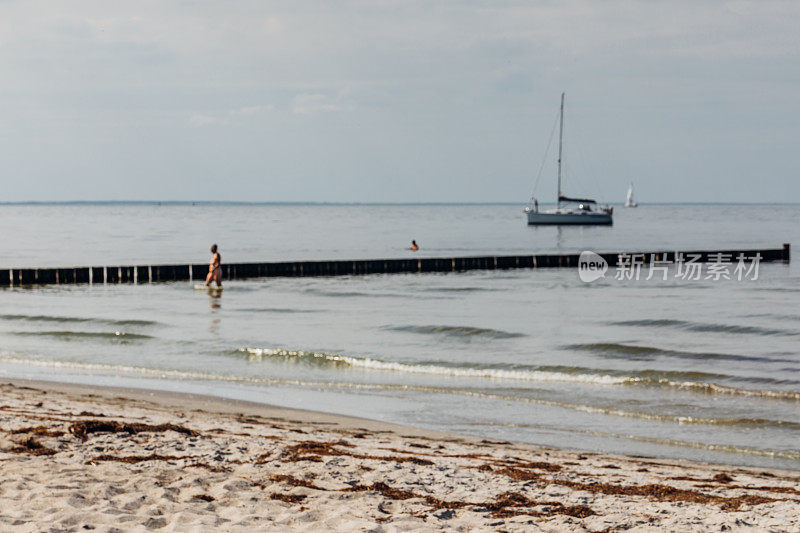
[208,292,221,334]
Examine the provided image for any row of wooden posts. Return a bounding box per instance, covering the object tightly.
[0,244,790,287]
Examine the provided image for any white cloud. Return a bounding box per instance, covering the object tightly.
[189,105,274,126]
[229,104,275,116]
[189,113,225,127]
[291,93,353,115]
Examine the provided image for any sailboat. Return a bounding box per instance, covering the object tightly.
[525,93,613,226]
[624,182,638,207]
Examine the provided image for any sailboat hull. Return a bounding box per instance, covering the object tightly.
[526,211,612,225]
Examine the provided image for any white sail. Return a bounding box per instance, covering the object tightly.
[624,182,637,207]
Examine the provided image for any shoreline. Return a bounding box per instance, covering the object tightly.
[5,376,800,474]
[2,378,799,531]
[2,377,455,440]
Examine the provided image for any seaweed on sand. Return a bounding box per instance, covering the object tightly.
[87,453,193,464]
[9,436,57,456]
[269,493,307,504]
[10,425,65,437]
[69,420,198,440]
[282,440,434,466]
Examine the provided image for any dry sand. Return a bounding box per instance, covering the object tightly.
[1,379,798,532]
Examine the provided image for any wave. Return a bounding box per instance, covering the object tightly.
[236,347,800,399]
[0,314,158,327]
[739,312,800,322]
[614,435,800,460]
[498,398,800,430]
[9,330,153,341]
[233,308,318,314]
[2,354,799,433]
[753,287,800,294]
[610,319,799,337]
[303,288,403,298]
[429,287,496,293]
[387,325,525,339]
[478,422,800,461]
[651,380,800,400]
[569,342,798,365]
[238,348,629,384]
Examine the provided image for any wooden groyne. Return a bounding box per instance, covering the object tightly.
[0,244,790,287]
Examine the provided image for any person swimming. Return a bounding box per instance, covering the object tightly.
[410,240,419,251]
[205,244,222,287]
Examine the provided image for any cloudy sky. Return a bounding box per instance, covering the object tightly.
[1,1,798,203]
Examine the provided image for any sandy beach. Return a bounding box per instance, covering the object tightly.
[0,380,796,531]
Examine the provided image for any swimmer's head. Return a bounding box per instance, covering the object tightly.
[211,244,218,253]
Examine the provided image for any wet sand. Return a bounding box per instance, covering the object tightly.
[1,379,798,531]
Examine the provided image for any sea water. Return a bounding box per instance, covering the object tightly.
[1,203,798,469]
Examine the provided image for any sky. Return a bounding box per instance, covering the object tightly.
[0,0,798,203]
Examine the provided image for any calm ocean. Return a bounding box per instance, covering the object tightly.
[1,203,798,469]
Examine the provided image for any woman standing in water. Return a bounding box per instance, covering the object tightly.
[205,244,222,287]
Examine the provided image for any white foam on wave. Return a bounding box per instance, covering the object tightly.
[2,354,798,433]
[239,347,631,385]
[0,355,264,383]
[241,348,800,401]
[4,350,797,408]
[657,379,800,401]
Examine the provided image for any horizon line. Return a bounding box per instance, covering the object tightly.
[1,200,800,207]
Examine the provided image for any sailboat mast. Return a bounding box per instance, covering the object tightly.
[557,92,564,206]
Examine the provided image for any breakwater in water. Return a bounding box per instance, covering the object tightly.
[1,244,790,287]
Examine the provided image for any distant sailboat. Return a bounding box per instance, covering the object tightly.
[525,93,613,226]
[624,182,638,207]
